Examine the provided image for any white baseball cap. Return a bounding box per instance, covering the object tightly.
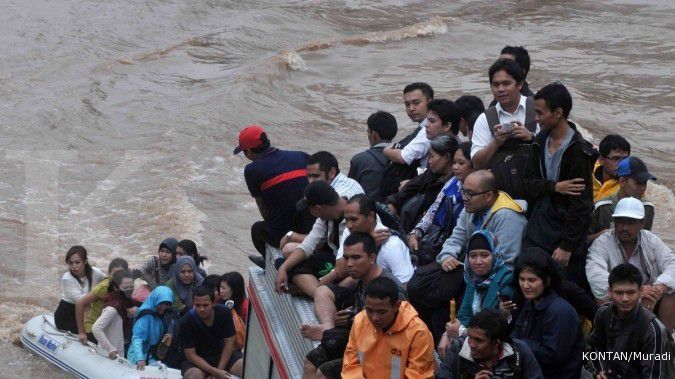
[612,197,645,220]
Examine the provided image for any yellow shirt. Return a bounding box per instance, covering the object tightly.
[592,161,620,203]
[84,277,110,333]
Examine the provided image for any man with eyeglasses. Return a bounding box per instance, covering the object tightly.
[587,197,675,332]
[592,134,631,202]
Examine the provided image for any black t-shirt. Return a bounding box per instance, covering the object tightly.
[179,306,236,357]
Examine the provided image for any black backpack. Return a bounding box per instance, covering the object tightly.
[136,308,183,368]
[379,127,422,199]
[485,97,537,201]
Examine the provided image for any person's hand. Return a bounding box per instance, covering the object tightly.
[275,268,288,294]
[654,283,669,298]
[213,369,232,379]
[555,178,585,195]
[398,180,410,191]
[136,360,146,370]
[335,307,353,328]
[510,121,533,142]
[279,233,291,249]
[78,332,88,345]
[408,234,419,251]
[493,123,514,146]
[127,306,138,319]
[441,256,462,272]
[641,285,661,305]
[596,370,612,379]
[437,333,451,358]
[475,370,492,379]
[445,321,461,340]
[552,247,572,267]
[499,299,517,315]
[108,350,118,359]
[372,228,390,246]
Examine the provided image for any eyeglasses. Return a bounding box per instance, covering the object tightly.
[461,189,491,200]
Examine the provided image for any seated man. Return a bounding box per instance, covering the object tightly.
[179,286,243,379]
[592,134,631,202]
[587,197,675,331]
[302,233,407,378]
[437,309,543,379]
[588,264,671,379]
[348,111,398,201]
[588,156,656,242]
[341,277,435,378]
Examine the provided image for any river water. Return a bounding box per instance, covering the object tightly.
[0,0,673,377]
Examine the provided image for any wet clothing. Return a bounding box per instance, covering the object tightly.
[342,301,435,379]
[348,141,390,201]
[437,337,544,379]
[127,286,174,364]
[589,193,655,235]
[592,161,620,203]
[511,291,584,379]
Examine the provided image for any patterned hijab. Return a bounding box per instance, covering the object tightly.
[463,229,505,290]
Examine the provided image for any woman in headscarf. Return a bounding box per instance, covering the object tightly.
[139,237,178,288]
[127,285,174,370]
[437,230,516,356]
[166,256,204,315]
[91,269,139,359]
[175,239,207,277]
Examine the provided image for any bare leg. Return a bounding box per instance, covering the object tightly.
[300,285,337,341]
[292,274,320,298]
[316,368,327,379]
[283,243,300,258]
[657,292,675,332]
[229,357,244,377]
[183,367,206,379]
[303,358,318,379]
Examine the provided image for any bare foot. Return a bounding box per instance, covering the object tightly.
[300,323,330,341]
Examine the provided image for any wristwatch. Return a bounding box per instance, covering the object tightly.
[286,231,294,238]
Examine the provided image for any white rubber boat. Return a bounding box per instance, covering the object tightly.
[21,314,182,379]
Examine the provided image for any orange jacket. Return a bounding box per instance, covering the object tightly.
[342,301,435,379]
[592,161,619,202]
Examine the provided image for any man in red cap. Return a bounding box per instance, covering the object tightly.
[234,125,310,268]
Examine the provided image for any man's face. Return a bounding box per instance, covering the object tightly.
[343,243,375,279]
[534,99,559,131]
[609,282,641,314]
[614,217,643,244]
[619,177,648,199]
[307,163,328,184]
[599,149,629,177]
[404,89,430,123]
[344,202,375,233]
[462,175,493,214]
[425,110,448,140]
[467,327,500,362]
[193,295,214,320]
[365,296,399,331]
[490,70,523,110]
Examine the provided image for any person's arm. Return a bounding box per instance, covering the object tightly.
[75,291,99,343]
[586,308,609,376]
[403,328,436,379]
[92,307,119,356]
[383,146,407,164]
[558,151,595,255]
[586,240,611,301]
[456,287,473,327]
[341,319,364,379]
[651,233,675,292]
[127,317,148,365]
[184,348,227,378]
[523,143,555,199]
[413,184,447,236]
[489,211,526,267]
[216,336,236,371]
[436,211,468,265]
[435,338,462,379]
[520,303,579,366]
[637,318,668,379]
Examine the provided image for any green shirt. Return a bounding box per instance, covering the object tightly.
[84,277,110,333]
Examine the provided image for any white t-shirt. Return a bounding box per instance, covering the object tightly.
[60,267,107,304]
[470,95,540,158]
[400,119,431,168]
[336,216,414,283]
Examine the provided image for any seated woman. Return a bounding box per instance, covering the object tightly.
[408,141,473,263]
[437,230,516,355]
[176,239,207,277]
[91,269,138,359]
[220,272,248,350]
[139,237,178,288]
[127,285,174,370]
[75,258,130,344]
[54,246,107,334]
[166,256,204,315]
[501,248,584,379]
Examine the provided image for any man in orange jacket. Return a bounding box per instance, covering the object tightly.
[340,277,435,379]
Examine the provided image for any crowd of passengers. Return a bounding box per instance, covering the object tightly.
[52,45,674,379]
[240,45,675,379]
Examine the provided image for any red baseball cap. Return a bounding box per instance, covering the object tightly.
[233,125,266,154]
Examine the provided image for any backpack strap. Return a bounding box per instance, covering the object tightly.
[524,96,537,133]
[485,107,500,137]
[365,148,388,169]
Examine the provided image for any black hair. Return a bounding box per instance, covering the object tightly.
[347,194,377,218]
[500,45,531,77]
[427,99,461,136]
[608,263,643,289]
[514,247,563,296]
[220,271,246,316]
[364,277,400,305]
[203,274,221,291]
[367,111,398,141]
[457,141,472,163]
[467,308,510,342]
[108,258,129,274]
[193,285,215,302]
[403,82,434,100]
[343,232,377,256]
[177,239,207,266]
[455,95,485,132]
[249,132,271,154]
[65,245,94,292]
[308,151,340,176]
[430,135,459,158]
[599,134,631,157]
[488,58,525,84]
[107,269,134,293]
[534,82,573,118]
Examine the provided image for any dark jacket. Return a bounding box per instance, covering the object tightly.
[511,291,584,379]
[348,143,389,201]
[436,336,543,379]
[524,122,598,254]
[588,303,670,379]
[386,169,445,233]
